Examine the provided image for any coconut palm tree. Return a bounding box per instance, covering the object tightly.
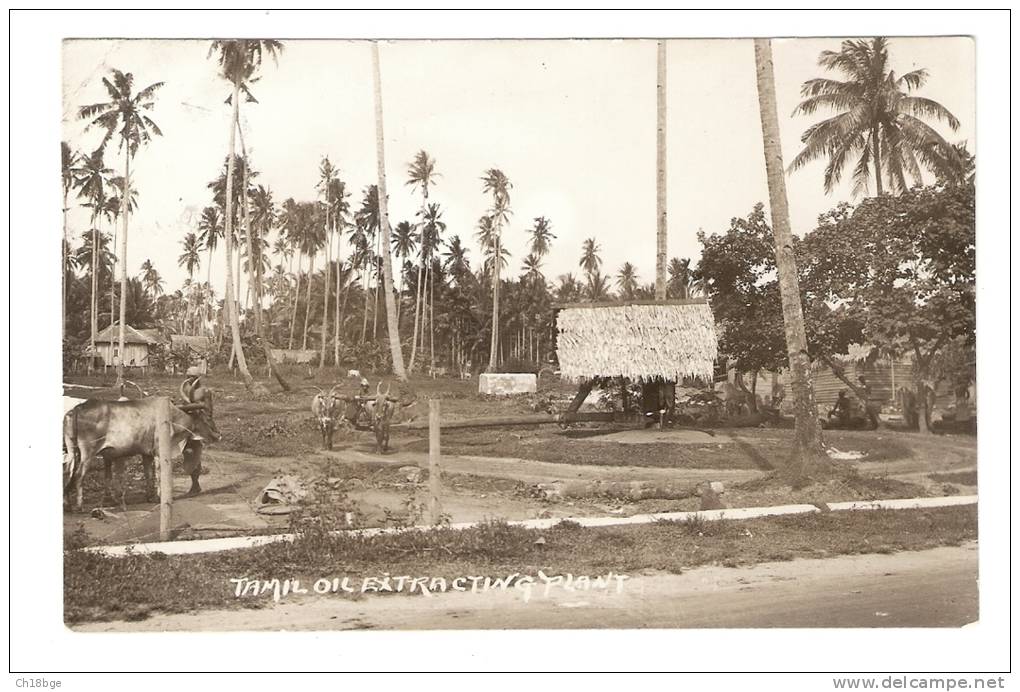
[418,202,446,370]
[667,257,701,299]
[326,178,351,366]
[178,233,202,334]
[279,198,303,349]
[208,39,283,391]
[481,168,512,371]
[579,238,602,278]
[78,68,163,384]
[585,270,611,301]
[790,37,964,196]
[139,259,164,299]
[61,142,81,333]
[391,220,417,323]
[104,177,137,339]
[555,273,583,303]
[354,187,380,344]
[315,157,337,368]
[443,235,471,286]
[617,262,639,300]
[197,206,223,290]
[529,216,555,259]
[655,40,668,299]
[521,253,544,284]
[72,150,113,368]
[754,38,826,476]
[370,42,408,379]
[405,149,439,373]
[298,201,326,350]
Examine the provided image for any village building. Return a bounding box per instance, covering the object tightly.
[92,323,159,372]
[169,334,214,374]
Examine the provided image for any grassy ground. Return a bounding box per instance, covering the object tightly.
[425,426,920,471]
[64,504,977,624]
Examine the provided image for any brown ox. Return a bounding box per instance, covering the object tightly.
[63,390,219,512]
[311,385,344,450]
[366,382,396,453]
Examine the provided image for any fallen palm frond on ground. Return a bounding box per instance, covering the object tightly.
[65,504,977,624]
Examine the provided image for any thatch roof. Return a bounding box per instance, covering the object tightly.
[555,299,718,383]
[137,328,167,344]
[170,334,213,351]
[95,323,158,345]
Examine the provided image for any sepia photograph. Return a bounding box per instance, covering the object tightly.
[7,8,1012,680]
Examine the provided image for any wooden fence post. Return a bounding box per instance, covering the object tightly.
[156,396,174,541]
[428,398,442,524]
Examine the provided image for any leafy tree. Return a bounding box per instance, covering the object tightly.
[801,181,975,433]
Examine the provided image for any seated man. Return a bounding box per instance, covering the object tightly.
[829,390,852,428]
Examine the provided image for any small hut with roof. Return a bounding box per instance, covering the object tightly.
[554,298,719,415]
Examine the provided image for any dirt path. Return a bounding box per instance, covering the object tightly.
[74,542,978,631]
[329,448,764,486]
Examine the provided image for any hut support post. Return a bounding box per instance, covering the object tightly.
[156,396,173,541]
[567,379,595,414]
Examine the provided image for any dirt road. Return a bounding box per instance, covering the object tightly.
[75,542,977,631]
[332,448,763,486]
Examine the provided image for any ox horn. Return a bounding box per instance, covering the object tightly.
[328,384,342,398]
[376,382,383,397]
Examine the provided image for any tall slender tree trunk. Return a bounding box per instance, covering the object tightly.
[237,123,287,390]
[396,267,404,324]
[110,221,117,335]
[872,126,884,197]
[333,240,343,366]
[361,263,371,343]
[753,38,826,479]
[654,40,668,301]
[237,129,258,335]
[409,253,425,370]
[319,206,331,369]
[429,260,435,370]
[301,253,315,350]
[61,196,68,339]
[372,236,380,340]
[487,233,501,372]
[288,253,301,350]
[206,247,214,333]
[115,148,130,385]
[371,41,408,380]
[338,280,351,354]
[223,79,256,390]
[89,221,98,373]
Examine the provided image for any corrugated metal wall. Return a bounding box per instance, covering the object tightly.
[813,359,913,409]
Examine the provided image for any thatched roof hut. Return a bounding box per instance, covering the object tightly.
[555,299,718,383]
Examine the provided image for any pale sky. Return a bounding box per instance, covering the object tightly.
[61,37,975,295]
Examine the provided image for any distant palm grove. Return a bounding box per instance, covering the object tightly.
[62,37,971,403]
